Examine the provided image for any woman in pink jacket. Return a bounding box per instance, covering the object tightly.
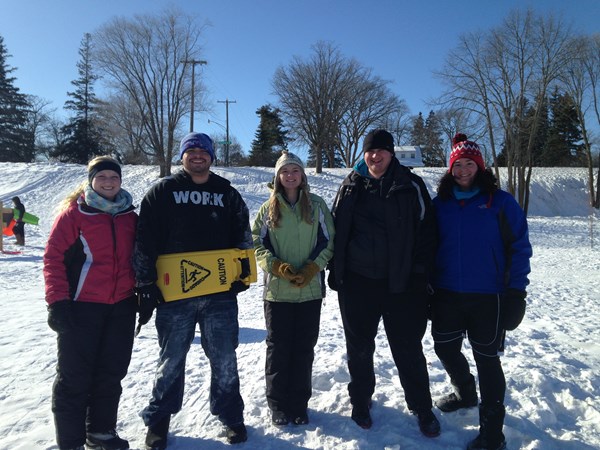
[44,156,137,450]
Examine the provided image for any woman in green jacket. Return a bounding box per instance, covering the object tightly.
[252,151,335,427]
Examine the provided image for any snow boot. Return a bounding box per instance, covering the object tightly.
[414,408,441,438]
[436,374,478,413]
[225,422,248,444]
[145,415,170,450]
[467,403,507,450]
[271,409,289,426]
[292,411,309,425]
[351,403,372,429]
[85,429,129,450]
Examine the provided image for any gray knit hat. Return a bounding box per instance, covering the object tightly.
[275,151,304,174]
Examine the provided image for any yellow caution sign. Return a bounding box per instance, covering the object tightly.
[156,248,257,302]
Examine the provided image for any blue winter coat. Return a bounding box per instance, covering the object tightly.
[432,189,532,294]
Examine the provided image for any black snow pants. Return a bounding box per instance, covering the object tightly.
[338,272,433,411]
[430,289,506,406]
[264,298,322,417]
[52,297,136,449]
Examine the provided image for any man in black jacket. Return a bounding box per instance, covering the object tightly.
[329,129,440,437]
[134,132,252,449]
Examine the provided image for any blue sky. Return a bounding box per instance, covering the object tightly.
[1,0,599,157]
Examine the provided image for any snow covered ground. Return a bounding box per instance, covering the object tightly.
[1,162,599,450]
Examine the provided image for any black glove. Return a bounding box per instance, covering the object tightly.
[500,289,527,330]
[327,261,338,291]
[47,300,73,334]
[136,284,164,327]
[230,280,250,295]
[239,257,251,280]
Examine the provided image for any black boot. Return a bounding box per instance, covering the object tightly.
[414,408,441,438]
[271,409,289,426]
[225,422,248,444]
[436,374,478,412]
[351,401,373,430]
[467,403,506,450]
[86,429,129,450]
[145,416,170,450]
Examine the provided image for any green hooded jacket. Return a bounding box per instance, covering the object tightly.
[252,191,335,302]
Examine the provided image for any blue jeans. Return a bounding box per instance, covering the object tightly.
[140,294,244,427]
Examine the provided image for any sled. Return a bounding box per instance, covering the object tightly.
[2,219,15,236]
[12,209,39,226]
[1,249,22,255]
[2,208,39,226]
[156,248,257,302]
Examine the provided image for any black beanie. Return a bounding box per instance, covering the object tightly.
[88,160,122,183]
[363,129,395,153]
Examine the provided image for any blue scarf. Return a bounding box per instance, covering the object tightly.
[83,185,133,215]
[453,185,480,200]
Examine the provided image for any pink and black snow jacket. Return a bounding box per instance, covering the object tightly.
[44,199,137,306]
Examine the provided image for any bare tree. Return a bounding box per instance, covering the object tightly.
[436,9,572,214]
[25,95,56,160]
[381,107,412,146]
[212,133,245,166]
[583,34,600,208]
[560,35,598,208]
[435,29,503,181]
[93,8,207,176]
[435,107,485,166]
[96,93,148,164]
[273,42,347,172]
[337,74,403,167]
[273,42,402,171]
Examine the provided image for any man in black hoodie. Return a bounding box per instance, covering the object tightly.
[134,132,252,449]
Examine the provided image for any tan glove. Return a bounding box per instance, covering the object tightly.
[291,261,321,288]
[271,259,298,281]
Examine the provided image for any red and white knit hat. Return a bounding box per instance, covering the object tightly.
[448,133,485,172]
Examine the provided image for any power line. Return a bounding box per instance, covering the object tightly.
[218,99,236,166]
[181,59,207,132]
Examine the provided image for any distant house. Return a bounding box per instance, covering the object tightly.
[394,146,424,167]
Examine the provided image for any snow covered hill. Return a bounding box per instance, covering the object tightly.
[1,162,599,450]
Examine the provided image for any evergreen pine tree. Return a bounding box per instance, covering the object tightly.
[52,33,103,163]
[423,111,446,167]
[0,35,34,162]
[248,105,290,166]
[542,89,584,167]
[409,112,426,147]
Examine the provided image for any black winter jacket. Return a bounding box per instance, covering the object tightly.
[330,158,436,294]
[134,170,252,284]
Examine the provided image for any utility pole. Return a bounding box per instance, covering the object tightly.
[181,59,207,132]
[218,99,236,166]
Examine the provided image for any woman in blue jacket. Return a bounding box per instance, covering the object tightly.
[431,134,532,450]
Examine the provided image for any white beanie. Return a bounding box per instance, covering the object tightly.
[275,151,304,174]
